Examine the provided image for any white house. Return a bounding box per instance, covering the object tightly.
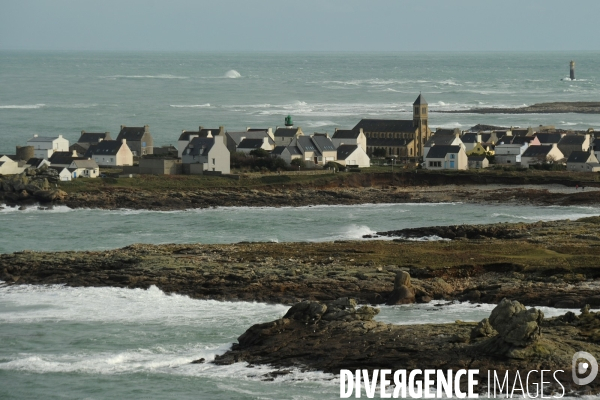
[0,156,24,175]
[68,159,100,178]
[181,135,230,174]
[336,145,371,168]
[177,127,225,158]
[27,135,69,159]
[331,128,367,152]
[494,136,541,165]
[520,144,565,168]
[424,145,468,170]
[85,139,133,166]
[566,151,600,172]
[225,129,274,154]
[49,167,73,181]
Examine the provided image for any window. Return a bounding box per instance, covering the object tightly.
[422,107,426,114]
[428,161,441,167]
[212,158,215,164]
[450,161,455,168]
[450,154,455,159]
[414,107,419,115]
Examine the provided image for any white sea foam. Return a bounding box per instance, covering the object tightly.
[0,204,74,213]
[224,70,241,79]
[376,301,579,326]
[0,284,288,325]
[0,104,45,109]
[170,103,211,108]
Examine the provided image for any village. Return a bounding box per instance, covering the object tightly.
[1,94,599,181]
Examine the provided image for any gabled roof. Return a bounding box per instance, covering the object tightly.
[183,137,216,157]
[49,151,81,166]
[79,132,111,143]
[179,128,221,141]
[271,146,288,155]
[332,129,361,139]
[117,126,149,141]
[85,140,125,157]
[226,131,274,146]
[296,136,316,151]
[510,136,535,145]
[413,94,427,106]
[461,132,491,144]
[567,151,593,163]
[425,135,458,147]
[237,138,265,150]
[26,158,46,168]
[534,133,563,144]
[274,127,301,138]
[311,135,336,152]
[558,135,587,145]
[70,159,98,169]
[337,144,360,160]
[426,145,462,159]
[353,119,415,133]
[522,145,555,157]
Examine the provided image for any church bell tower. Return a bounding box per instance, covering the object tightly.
[412,94,428,159]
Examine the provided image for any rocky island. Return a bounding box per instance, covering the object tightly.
[440,102,600,115]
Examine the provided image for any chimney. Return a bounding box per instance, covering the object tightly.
[81,130,85,135]
[219,126,224,135]
[476,134,481,143]
[359,128,364,135]
[122,139,127,144]
[267,127,274,141]
[121,125,125,130]
[98,138,103,143]
[335,128,338,132]
[207,130,213,138]
[59,135,63,138]
[246,127,251,131]
[72,150,78,157]
[144,125,149,133]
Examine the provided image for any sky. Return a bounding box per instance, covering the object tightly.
[1,0,599,52]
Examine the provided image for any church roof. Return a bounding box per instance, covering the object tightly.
[413,94,427,106]
[353,119,415,133]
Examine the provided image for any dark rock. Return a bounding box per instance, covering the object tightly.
[488,298,544,347]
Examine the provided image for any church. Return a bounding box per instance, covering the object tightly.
[352,94,432,161]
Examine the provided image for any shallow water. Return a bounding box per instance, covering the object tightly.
[1,202,599,253]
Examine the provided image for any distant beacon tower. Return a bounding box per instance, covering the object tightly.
[285,115,293,128]
[570,60,575,80]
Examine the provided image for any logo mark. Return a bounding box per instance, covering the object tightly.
[572,351,598,386]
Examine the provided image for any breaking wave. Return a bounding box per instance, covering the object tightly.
[224,70,241,79]
[0,104,45,109]
[170,104,211,108]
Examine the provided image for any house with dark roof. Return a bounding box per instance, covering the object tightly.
[566,151,600,172]
[69,142,90,157]
[520,144,564,168]
[534,132,565,145]
[331,128,367,152]
[225,129,274,154]
[356,94,432,160]
[177,126,225,158]
[116,125,154,156]
[237,137,272,153]
[48,150,84,168]
[336,145,370,168]
[85,139,133,166]
[273,127,303,146]
[424,145,467,170]
[467,155,489,169]
[557,134,590,158]
[78,131,112,144]
[181,136,230,174]
[424,132,464,158]
[270,145,303,164]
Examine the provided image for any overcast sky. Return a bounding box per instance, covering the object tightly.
[1,0,599,52]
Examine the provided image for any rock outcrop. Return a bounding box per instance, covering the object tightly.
[215,298,600,395]
[386,271,415,305]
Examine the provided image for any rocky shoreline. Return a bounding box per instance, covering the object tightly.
[214,297,600,395]
[439,101,600,114]
[3,217,600,308]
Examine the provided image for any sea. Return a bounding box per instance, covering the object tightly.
[2,51,600,399]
